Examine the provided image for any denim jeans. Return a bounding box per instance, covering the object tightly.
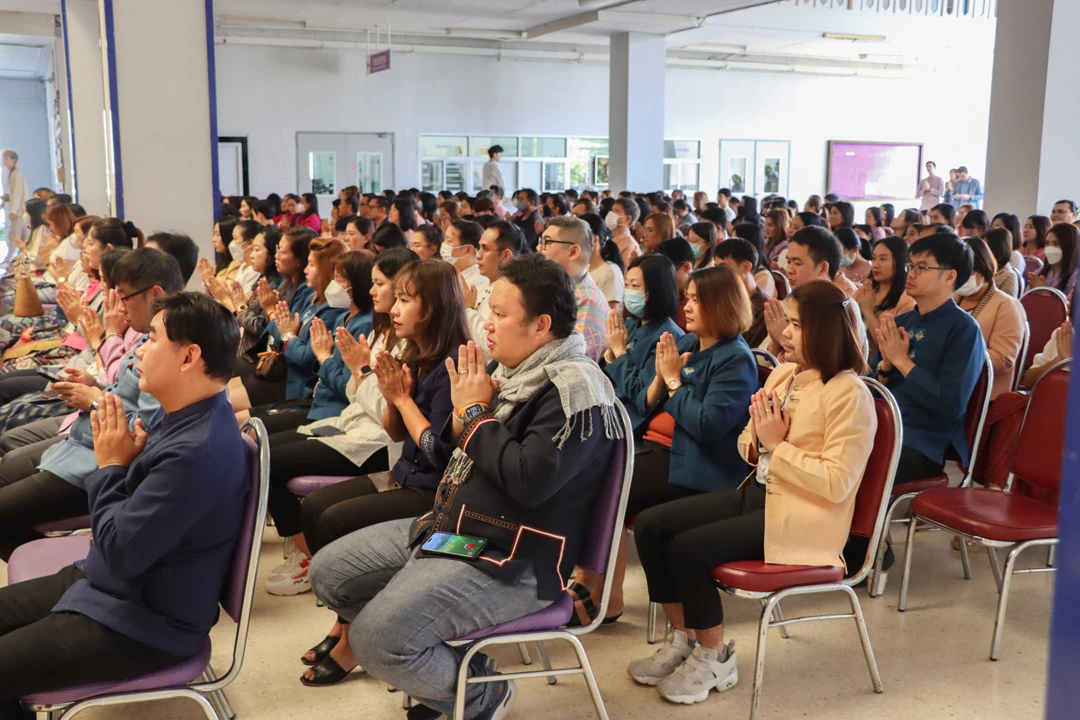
[309,518,551,720]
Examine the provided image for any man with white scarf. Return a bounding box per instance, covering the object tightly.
[309,253,621,720]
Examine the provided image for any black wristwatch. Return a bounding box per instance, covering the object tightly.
[456,403,491,425]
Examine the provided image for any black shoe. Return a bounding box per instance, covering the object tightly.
[299,656,356,686]
[301,635,340,666]
[406,705,442,720]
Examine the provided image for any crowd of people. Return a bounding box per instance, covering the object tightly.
[0,144,1074,718]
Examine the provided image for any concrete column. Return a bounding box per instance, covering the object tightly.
[61,0,109,215]
[608,32,665,193]
[984,0,1080,216]
[103,0,218,257]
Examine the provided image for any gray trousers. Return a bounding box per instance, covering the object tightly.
[0,416,63,456]
[310,518,551,720]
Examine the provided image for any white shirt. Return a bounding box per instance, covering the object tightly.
[590,262,624,305]
[460,263,489,292]
[466,282,495,361]
[1031,328,1061,369]
[481,160,506,191]
[236,264,261,294]
[724,205,737,222]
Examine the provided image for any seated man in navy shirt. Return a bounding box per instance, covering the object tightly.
[854,232,986,571]
[0,292,248,715]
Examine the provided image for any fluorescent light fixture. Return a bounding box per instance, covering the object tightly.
[792,65,856,76]
[216,15,308,30]
[445,27,527,39]
[823,32,886,42]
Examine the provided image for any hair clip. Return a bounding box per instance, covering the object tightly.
[841,298,852,307]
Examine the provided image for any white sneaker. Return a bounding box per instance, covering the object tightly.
[269,547,305,577]
[474,678,516,720]
[266,557,311,595]
[627,628,696,686]
[657,642,738,705]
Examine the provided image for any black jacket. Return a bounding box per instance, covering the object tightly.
[514,211,542,253]
[411,380,613,599]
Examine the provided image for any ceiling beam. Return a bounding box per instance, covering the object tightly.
[523,10,601,40]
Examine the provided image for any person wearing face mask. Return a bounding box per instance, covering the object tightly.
[954,238,1024,400]
[836,227,872,285]
[441,219,489,293]
[687,221,717,269]
[512,188,542,252]
[582,213,625,309]
[1028,223,1078,299]
[607,197,643,267]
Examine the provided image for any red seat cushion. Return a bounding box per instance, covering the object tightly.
[912,488,1057,542]
[892,474,949,496]
[712,561,844,593]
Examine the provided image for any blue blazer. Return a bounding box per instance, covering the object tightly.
[637,333,757,493]
[282,301,348,400]
[307,309,375,420]
[604,316,684,435]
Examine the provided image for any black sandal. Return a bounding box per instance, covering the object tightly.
[564,582,622,627]
[406,704,442,720]
[301,635,340,667]
[299,656,356,686]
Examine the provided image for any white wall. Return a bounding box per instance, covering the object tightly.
[216,36,994,209]
[0,78,52,193]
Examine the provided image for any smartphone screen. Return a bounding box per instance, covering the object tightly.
[37,368,63,383]
[421,532,487,559]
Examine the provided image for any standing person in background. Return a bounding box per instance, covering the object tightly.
[481,145,506,191]
[950,166,983,210]
[2,149,30,266]
[917,161,945,211]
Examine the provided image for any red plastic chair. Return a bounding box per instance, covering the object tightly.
[770,270,790,301]
[1018,287,1069,386]
[711,377,901,720]
[868,352,992,597]
[897,359,1069,660]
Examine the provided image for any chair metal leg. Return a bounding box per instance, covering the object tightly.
[869,500,897,597]
[402,692,413,709]
[647,601,658,643]
[991,543,1024,661]
[1047,545,1056,568]
[840,585,884,693]
[564,634,610,720]
[750,596,777,720]
[958,535,973,580]
[535,641,557,685]
[201,664,235,720]
[897,513,919,611]
[517,641,532,665]
[986,546,1003,592]
[762,599,789,639]
[197,670,228,720]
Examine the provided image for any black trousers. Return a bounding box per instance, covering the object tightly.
[635,484,767,629]
[0,369,48,406]
[626,441,699,518]
[251,402,311,435]
[266,430,390,537]
[299,476,435,556]
[841,445,945,574]
[239,372,287,408]
[0,565,185,709]
[0,439,88,561]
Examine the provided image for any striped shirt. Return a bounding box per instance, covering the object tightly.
[574,270,608,362]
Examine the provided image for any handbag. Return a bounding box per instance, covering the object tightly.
[254,346,288,382]
[13,263,43,318]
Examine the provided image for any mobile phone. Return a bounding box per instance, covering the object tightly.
[421,532,488,559]
[37,368,63,383]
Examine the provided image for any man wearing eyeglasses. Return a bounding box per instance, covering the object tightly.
[538,215,608,361]
[0,248,186,559]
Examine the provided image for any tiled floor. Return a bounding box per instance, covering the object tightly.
[1,526,1053,719]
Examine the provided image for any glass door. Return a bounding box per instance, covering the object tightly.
[298,132,395,210]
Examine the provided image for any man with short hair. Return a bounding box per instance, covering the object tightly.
[0,292,248,709]
[512,188,542,252]
[714,238,768,347]
[443,219,489,293]
[917,161,944,211]
[950,166,983,209]
[717,188,737,223]
[654,238,695,331]
[1051,199,1077,226]
[367,196,389,226]
[464,221,523,359]
[481,144,506,191]
[572,198,596,217]
[929,203,956,228]
[538,215,607,360]
[310,253,618,720]
[673,199,697,226]
[0,249,186,557]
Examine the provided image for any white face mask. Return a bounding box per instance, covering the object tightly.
[604,211,621,231]
[440,243,461,263]
[1044,246,1064,265]
[955,275,982,297]
[839,252,856,268]
[324,280,352,308]
[228,240,245,261]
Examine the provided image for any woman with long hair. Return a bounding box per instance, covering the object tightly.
[764,209,789,261]
[687,221,717,269]
[1029,222,1079,298]
[865,206,888,241]
[582,213,625,308]
[827,201,855,232]
[984,228,1021,298]
[293,193,322,233]
[627,281,875,704]
[991,212,1023,271]
[854,236,915,355]
[1021,214,1050,260]
[390,197,419,237]
[643,212,676,254]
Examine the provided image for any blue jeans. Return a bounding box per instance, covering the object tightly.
[309,518,551,719]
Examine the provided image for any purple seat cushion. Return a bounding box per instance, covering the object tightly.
[286,475,352,498]
[23,640,210,706]
[455,593,574,642]
[7,536,91,586]
[32,515,92,534]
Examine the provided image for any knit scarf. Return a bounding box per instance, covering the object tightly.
[443,333,623,485]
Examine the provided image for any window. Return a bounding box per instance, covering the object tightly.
[663,139,701,192]
[309,152,335,195]
[356,152,382,195]
[543,162,567,192]
[419,135,468,157]
[470,136,519,157]
[568,138,609,190]
[664,140,700,160]
[521,137,567,158]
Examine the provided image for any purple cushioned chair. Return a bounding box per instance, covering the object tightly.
[441,402,635,720]
[21,418,271,720]
[7,535,91,586]
[285,475,352,498]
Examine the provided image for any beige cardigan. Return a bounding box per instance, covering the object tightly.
[738,365,878,569]
[962,286,1025,399]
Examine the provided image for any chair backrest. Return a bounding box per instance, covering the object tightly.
[1013,321,1030,392]
[572,401,634,635]
[846,378,902,585]
[1019,287,1069,377]
[1023,255,1043,275]
[771,270,790,300]
[202,417,270,692]
[752,348,779,389]
[1006,359,1072,497]
[1012,265,1026,297]
[959,351,993,482]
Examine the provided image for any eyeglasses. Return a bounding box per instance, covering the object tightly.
[904,263,951,276]
[118,287,152,303]
[538,239,575,250]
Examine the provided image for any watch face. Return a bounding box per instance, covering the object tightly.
[667,378,679,390]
